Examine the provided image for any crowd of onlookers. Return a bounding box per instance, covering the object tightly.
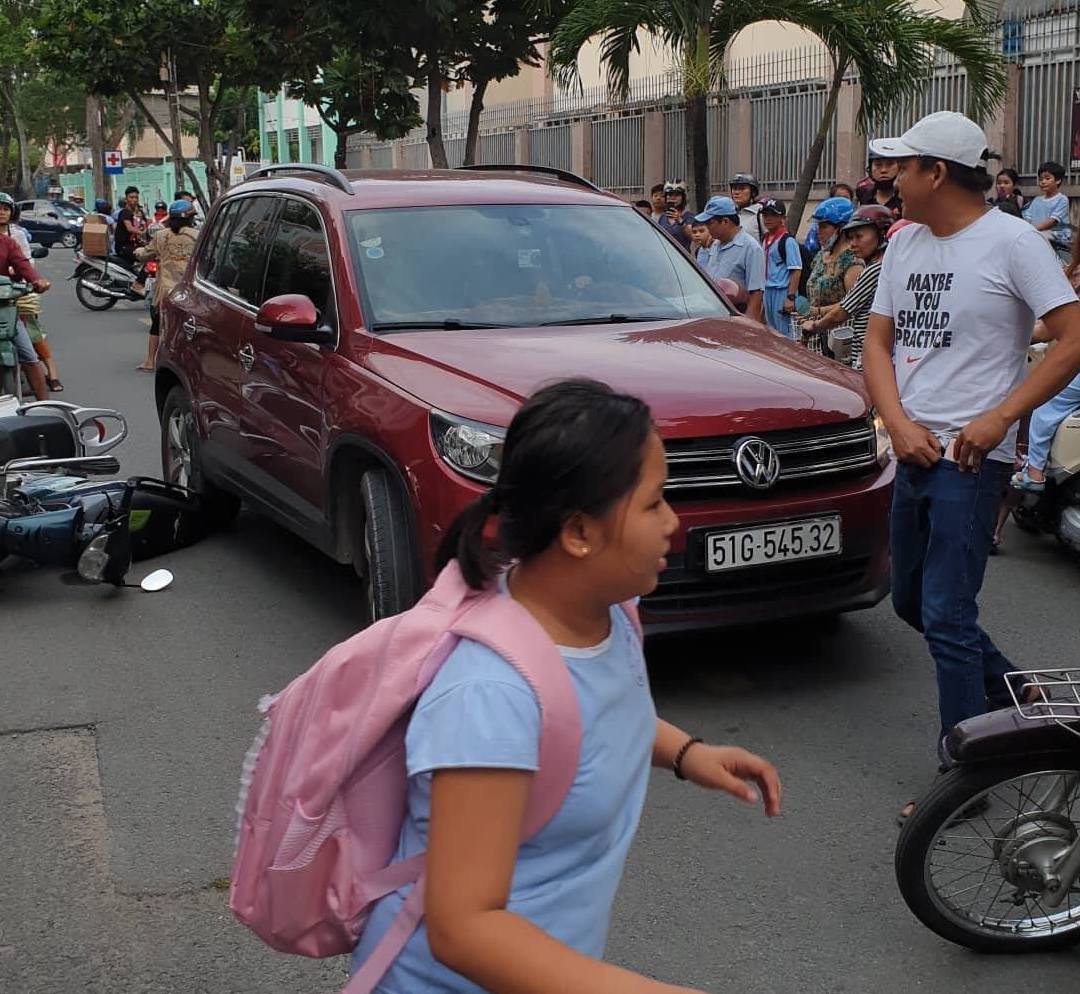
[632,155,1076,371]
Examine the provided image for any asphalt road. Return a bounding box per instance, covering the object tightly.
[3,252,1079,993]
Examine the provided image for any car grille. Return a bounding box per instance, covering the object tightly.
[664,418,877,498]
[645,554,872,615]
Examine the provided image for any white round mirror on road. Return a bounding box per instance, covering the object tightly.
[140,569,174,592]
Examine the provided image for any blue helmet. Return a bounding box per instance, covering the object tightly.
[168,199,194,216]
[94,198,110,212]
[812,196,856,227]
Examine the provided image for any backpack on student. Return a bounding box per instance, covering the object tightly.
[229,559,641,994]
[779,233,815,298]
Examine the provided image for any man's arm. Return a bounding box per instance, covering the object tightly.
[746,289,763,323]
[1,236,45,288]
[956,300,1080,469]
[863,312,943,467]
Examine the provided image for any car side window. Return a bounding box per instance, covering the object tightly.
[207,196,278,306]
[198,201,238,282]
[261,199,335,325]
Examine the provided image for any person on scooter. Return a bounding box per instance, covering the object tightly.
[114,186,149,291]
[0,215,52,401]
[0,194,62,392]
[134,200,198,372]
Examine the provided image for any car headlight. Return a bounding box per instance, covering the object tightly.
[431,411,505,484]
[872,412,893,467]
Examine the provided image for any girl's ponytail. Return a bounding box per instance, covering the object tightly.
[435,489,501,589]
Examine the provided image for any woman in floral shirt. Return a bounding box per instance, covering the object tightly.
[801,197,862,356]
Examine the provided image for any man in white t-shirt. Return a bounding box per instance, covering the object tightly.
[863,113,1080,795]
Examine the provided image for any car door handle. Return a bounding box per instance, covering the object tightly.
[238,343,256,371]
[182,316,203,341]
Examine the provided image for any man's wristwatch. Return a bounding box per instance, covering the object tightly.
[786,293,797,300]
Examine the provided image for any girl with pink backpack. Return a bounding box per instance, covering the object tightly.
[347,379,782,994]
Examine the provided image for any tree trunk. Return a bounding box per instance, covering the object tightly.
[425,57,448,169]
[334,127,349,169]
[684,93,709,212]
[788,56,847,236]
[162,52,185,195]
[104,99,136,152]
[683,22,712,211]
[222,86,251,190]
[0,80,31,199]
[86,95,109,203]
[197,76,221,202]
[129,91,208,211]
[0,123,11,190]
[462,78,489,167]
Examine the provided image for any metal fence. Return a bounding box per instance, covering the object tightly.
[529,123,572,170]
[591,115,644,194]
[268,5,1080,197]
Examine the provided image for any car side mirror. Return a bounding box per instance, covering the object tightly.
[30,246,48,260]
[47,212,58,219]
[254,294,333,345]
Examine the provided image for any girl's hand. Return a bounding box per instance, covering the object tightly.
[680,744,782,816]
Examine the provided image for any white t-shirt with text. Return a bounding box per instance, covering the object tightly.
[870,208,1077,462]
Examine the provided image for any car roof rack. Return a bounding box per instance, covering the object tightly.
[246,163,354,194]
[454,164,601,193]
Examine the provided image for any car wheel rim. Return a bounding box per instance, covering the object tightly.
[922,769,1080,940]
[165,411,192,489]
[62,233,76,248]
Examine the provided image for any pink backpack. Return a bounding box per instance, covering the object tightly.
[230,561,637,994]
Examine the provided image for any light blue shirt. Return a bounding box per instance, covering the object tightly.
[1025,192,1071,247]
[764,233,804,289]
[704,229,766,292]
[351,604,656,994]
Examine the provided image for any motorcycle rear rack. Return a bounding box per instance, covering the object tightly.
[1006,669,1080,739]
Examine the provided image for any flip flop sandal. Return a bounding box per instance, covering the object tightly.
[46,378,63,392]
[1011,467,1045,492]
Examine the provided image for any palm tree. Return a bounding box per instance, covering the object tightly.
[785,0,1006,232]
[546,0,876,210]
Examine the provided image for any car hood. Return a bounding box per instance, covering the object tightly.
[363,317,870,438]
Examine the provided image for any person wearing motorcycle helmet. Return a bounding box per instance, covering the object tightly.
[799,204,891,368]
[153,200,169,224]
[658,180,694,249]
[0,191,52,399]
[856,148,903,219]
[134,199,200,371]
[729,173,763,244]
[799,197,863,356]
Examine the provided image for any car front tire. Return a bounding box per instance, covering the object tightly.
[60,231,78,249]
[343,465,419,624]
[160,386,241,527]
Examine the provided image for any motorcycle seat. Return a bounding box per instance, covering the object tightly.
[0,414,76,465]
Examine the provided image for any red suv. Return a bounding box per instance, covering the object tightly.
[155,164,893,631]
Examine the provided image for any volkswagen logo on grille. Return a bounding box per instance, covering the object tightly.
[733,437,781,490]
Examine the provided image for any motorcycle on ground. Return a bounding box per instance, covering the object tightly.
[1011,408,1080,558]
[1,401,210,590]
[71,250,155,311]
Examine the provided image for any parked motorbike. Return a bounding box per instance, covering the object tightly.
[896,674,1080,950]
[71,250,155,311]
[1011,408,1080,557]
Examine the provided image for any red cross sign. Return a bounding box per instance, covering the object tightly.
[104,149,124,175]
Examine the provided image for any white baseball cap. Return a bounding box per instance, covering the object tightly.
[868,111,990,169]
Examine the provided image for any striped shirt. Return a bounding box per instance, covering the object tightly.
[840,259,882,369]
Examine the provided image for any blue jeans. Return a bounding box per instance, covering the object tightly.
[890,458,1015,748]
[1027,371,1080,470]
[763,287,795,337]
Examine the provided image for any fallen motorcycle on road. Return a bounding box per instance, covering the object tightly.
[1,401,213,590]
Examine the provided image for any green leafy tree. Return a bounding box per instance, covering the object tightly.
[784,0,1006,231]
[547,0,1004,214]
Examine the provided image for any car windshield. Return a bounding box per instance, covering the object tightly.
[345,204,730,330]
[56,205,83,219]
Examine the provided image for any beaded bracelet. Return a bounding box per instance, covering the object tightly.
[673,737,704,781]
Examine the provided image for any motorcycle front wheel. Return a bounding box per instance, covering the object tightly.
[74,270,118,311]
[896,761,1080,952]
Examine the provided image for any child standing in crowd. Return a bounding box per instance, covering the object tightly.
[689,220,713,266]
[1025,160,1071,262]
[351,379,781,994]
[759,198,803,337]
[991,168,1025,218]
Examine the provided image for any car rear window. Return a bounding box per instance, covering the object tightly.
[345,205,731,331]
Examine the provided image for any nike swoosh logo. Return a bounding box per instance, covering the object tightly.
[905,356,921,364]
